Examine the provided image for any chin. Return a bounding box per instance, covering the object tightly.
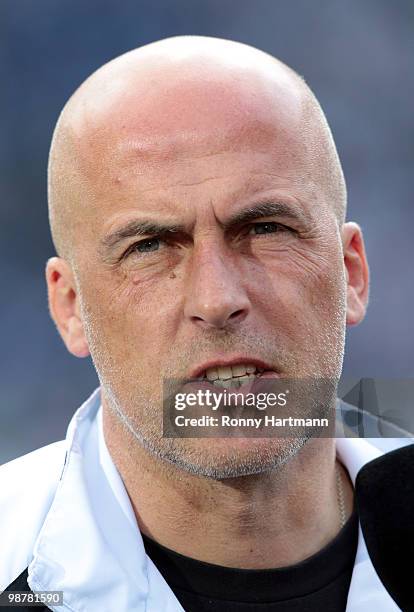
[158,436,308,480]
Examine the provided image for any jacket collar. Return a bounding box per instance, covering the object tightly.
[336,438,400,610]
[28,388,399,611]
[28,388,184,612]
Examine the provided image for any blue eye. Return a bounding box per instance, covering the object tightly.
[135,238,161,252]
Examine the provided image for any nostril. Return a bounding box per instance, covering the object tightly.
[228,308,247,321]
[190,307,247,329]
[191,315,206,323]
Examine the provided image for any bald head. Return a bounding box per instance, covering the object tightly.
[48,36,346,265]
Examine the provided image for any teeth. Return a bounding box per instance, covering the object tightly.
[213,375,256,389]
[217,366,233,380]
[205,363,261,381]
[214,379,234,389]
[237,374,254,384]
[206,368,218,381]
[231,364,247,377]
[205,363,261,380]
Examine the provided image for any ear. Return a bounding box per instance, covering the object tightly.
[46,257,90,358]
[341,222,370,326]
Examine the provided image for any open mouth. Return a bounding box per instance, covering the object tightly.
[200,364,266,389]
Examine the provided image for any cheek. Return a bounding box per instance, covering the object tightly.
[248,243,346,332]
[80,271,182,367]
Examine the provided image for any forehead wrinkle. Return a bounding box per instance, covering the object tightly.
[70,101,304,192]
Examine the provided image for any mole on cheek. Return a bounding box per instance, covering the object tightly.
[169,272,176,279]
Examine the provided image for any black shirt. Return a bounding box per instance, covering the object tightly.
[142,508,359,612]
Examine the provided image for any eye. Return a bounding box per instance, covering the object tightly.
[124,237,165,259]
[247,222,288,235]
[134,238,161,252]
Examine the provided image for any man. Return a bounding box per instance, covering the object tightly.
[0,36,412,611]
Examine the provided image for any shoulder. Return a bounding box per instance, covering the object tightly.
[356,442,414,611]
[356,441,414,504]
[0,440,67,591]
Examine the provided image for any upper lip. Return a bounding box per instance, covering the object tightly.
[189,356,277,379]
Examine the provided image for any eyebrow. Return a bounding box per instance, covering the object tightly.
[100,201,307,253]
[100,220,183,251]
[222,201,307,229]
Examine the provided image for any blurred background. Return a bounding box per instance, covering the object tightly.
[1,0,413,463]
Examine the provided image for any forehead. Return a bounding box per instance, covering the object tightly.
[73,61,305,166]
[66,63,321,237]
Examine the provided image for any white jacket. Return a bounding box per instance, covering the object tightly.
[0,388,409,611]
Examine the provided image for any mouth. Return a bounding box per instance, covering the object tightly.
[189,359,279,390]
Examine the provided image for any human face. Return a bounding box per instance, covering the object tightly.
[67,78,347,478]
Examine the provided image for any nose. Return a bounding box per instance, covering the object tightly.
[184,241,250,330]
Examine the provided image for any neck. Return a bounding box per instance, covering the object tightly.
[103,407,354,569]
